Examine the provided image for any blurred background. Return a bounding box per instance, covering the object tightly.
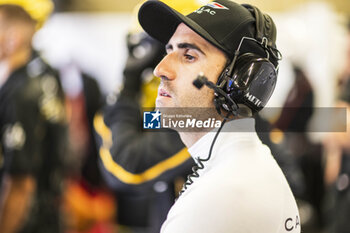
[34,0,348,103]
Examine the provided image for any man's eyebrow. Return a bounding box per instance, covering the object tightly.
[165,42,206,55]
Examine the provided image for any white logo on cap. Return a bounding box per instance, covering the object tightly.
[194,2,229,15]
[194,7,217,15]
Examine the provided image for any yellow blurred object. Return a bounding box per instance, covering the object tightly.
[0,0,54,29]
[141,75,160,108]
[129,0,210,33]
[129,0,209,35]
[163,0,210,14]
[63,180,116,231]
[269,128,285,145]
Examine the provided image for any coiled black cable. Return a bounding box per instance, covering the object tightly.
[178,117,228,197]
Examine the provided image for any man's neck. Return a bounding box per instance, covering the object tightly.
[179,132,208,148]
[0,49,31,89]
[178,112,247,148]
[178,109,227,148]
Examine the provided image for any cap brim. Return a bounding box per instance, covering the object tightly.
[138,0,226,53]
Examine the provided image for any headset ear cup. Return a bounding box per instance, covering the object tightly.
[226,53,277,112]
[246,61,277,111]
[228,53,259,89]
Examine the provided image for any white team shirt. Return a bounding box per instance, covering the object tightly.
[161,118,301,233]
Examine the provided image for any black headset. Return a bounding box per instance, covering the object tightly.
[182,6,283,197]
[196,4,282,117]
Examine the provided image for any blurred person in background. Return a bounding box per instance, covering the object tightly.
[93,1,206,232]
[60,60,117,233]
[323,19,350,233]
[271,65,324,232]
[0,1,68,233]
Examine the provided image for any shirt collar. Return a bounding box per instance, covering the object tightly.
[188,118,256,162]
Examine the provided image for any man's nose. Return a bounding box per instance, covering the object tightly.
[153,54,175,81]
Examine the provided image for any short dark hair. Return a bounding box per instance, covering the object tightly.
[0,4,36,26]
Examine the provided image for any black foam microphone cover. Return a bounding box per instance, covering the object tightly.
[193,73,208,89]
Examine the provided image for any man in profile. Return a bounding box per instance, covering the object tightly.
[137,0,300,232]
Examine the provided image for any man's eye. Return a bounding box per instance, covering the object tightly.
[184,54,195,61]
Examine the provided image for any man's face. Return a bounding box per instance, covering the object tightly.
[0,11,36,62]
[153,23,227,109]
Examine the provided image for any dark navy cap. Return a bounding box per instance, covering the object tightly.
[138,0,277,59]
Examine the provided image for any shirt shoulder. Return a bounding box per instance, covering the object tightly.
[162,140,301,233]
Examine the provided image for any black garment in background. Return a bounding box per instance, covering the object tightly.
[339,76,350,104]
[0,53,68,233]
[93,31,194,232]
[255,115,306,198]
[273,66,325,230]
[79,74,105,187]
[331,76,350,233]
[333,153,350,233]
[95,90,194,233]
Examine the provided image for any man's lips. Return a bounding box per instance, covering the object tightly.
[158,89,172,98]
